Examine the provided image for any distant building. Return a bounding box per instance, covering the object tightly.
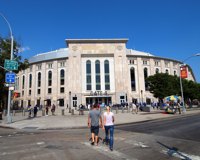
[15,39,195,108]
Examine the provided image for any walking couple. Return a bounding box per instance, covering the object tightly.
[87,104,115,151]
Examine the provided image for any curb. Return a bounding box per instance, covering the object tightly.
[0,124,15,129]
[0,110,199,131]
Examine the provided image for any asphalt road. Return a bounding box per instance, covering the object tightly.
[0,113,200,160]
[116,113,200,142]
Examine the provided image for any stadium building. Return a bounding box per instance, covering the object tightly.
[14,39,195,108]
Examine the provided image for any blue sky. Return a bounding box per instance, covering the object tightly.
[0,0,200,82]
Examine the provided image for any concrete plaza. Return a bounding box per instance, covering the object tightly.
[0,108,200,130]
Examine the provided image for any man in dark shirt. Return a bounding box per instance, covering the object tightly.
[88,104,102,145]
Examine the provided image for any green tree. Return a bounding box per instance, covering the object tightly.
[0,36,29,109]
[146,73,179,101]
[147,73,200,103]
[182,79,200,101]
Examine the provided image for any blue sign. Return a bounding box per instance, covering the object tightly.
[5,72,16,83]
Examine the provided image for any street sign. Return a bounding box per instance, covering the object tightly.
[4,59,18,71]
[5,72,16,83]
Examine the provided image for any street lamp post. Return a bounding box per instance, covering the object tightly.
[0,13,14,123]
[179,53,200,113]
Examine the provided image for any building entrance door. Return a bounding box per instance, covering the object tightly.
[120,96,125,104]
[86,97,112,106]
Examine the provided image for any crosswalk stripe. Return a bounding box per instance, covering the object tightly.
[1,141,45,150]
[162,149,200,160]
[20,152,57,160]
[124,140,150,148]
[0,148,40,156]
[82,142,137,160]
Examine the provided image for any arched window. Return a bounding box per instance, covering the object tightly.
[104,60,110,90]
[130,67,136,91]
[95,60,101,90]
[166,69,169,74]
[86,60,91,90]
[60,69,65,85]
[38,72,41,87]
[48,71,52,86]
[29,74,32,88]
[144,68,149,91]
[174,70,176,75]
[155,68,159,74]
[22,75,25,89]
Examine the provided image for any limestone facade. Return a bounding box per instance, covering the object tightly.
[15,39,195,108]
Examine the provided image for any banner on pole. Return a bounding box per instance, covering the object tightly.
[180,65,188,79]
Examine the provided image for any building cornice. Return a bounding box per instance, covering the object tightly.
[65,38,129,46]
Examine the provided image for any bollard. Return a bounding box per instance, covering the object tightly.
[4,109,7,116]
[116,108,118,114]
[127,107,130,113]
[62,109,65,116]
[71,109,74,115]
[122,107,124,113]
[0,112,2,120]
[12,110,15,116]
[22,110,25,116]
[42,109,45,116]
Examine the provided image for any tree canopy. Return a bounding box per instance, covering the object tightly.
[146,73,200,102]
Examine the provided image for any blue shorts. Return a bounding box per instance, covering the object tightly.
[91,126,99,136]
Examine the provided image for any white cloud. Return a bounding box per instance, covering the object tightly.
[18,46,30,53]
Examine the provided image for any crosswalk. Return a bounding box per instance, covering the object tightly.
[82,136,200,160]
[82,142,137,160]
[1,134,200,160]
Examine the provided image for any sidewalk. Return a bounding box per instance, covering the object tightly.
[0,108,200,130]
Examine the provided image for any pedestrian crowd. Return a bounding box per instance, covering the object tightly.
[27,103,57,118]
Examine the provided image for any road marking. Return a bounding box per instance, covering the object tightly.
[36,142,45,145]
[20,152,57,160]
[125,140,150,148]
[114,137,125,141]
[162,149,200,160]
[1,141,45,150]
[0,148,40,156]
[82,142,137,160]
